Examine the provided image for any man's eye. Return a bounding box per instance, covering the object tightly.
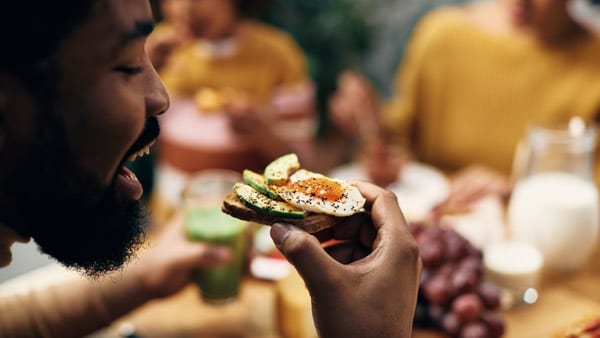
[115,66,144,75]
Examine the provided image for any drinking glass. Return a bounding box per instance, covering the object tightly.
[182,170,248,304]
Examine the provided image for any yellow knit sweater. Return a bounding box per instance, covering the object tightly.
[160,20,308,104]
[382,8,600,175]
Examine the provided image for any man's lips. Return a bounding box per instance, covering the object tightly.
[116,165,144,201]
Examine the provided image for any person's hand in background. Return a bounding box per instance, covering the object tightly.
[360,137,411,187]
[129,215,232,299]
[328,71,381,139]
[443,165,512,213]
[270,181,421,338]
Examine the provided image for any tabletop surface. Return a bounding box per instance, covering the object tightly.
[91,162,600,338]
[88,243,600,338]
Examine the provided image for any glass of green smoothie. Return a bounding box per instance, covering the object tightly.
[182,171,247,304]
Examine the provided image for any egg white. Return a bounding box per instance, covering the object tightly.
[276,169,366,217]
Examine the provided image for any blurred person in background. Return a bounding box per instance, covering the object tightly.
[0,1,420,337]
[146,0,193,71]
[329,0,600,212]
[158,0,318,173]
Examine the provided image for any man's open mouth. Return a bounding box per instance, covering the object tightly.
[124,117,160,163]
[127,139,156,162]
[115,117,161,201]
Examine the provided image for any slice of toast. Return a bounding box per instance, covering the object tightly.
[221,193,346,233]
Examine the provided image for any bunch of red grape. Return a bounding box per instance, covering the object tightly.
[410,222,505,338]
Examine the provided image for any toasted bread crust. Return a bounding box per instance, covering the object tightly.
[221,193,345,233]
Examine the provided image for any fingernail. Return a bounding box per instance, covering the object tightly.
[270,223,292,249]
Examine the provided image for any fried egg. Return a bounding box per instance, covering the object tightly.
[275,169,366,217]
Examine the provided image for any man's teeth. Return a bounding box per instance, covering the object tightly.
[128,143,153,162]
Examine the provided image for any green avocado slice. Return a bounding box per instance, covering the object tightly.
[234,183,306,219]
[242,169,281,200]
[264,153,300,186]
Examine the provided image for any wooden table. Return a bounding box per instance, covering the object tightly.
[90,243,600,338]
[94,160,600,338]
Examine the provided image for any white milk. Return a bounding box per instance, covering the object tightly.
[508,172,599,272]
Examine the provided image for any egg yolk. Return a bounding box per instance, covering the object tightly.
[287,177,344,201]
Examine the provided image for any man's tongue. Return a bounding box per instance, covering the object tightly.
[116,165,143,201]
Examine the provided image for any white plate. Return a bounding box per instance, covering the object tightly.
[329,163,450,221]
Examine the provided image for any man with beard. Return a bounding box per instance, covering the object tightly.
[0,1,421,338]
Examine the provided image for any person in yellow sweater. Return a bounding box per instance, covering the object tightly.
[146,0,193,71]
[329,0,600,211]
[158,0,317,174]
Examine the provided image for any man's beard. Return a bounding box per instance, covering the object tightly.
[6,114,147,277]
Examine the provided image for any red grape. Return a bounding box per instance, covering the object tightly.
[441,312,461,336]
[481,311,505,338]
[428,304,445,323]
[436,263,456,277]
[459,321,489,338]
[411,224,505,338]
[420,241,444,268]
[423,274,454,306]
[452,293,484,323]
[409,222,425,237]
[445,232,468,262]
[459,256,484,278]
[465,244,483,260]
[477,282,501,310]
[451,268,479,294]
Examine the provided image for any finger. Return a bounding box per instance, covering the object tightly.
[270,223,341,291]
[352,181,406,230]
[352,181,418,266]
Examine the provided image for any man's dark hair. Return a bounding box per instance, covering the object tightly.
[0,1,96,94]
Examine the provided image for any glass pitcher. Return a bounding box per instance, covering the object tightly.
[508,117,599,273]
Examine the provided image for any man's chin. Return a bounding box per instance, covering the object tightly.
[35,198,147,276]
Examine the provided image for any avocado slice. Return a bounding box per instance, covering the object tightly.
[243,169,281,200]
[234,183,306,219]
[264,153,300,186]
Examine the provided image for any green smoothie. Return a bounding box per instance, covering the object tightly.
[185,206,247,303]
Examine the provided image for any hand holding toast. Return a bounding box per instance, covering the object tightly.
[270,181,421,338]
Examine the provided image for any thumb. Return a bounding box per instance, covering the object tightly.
[270,223,339,290]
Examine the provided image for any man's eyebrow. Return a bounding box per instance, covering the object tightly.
[119,20,155,47]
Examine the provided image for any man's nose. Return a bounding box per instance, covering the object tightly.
[145,63,170,117]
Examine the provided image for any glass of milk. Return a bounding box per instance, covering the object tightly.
[508,118,599,273]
